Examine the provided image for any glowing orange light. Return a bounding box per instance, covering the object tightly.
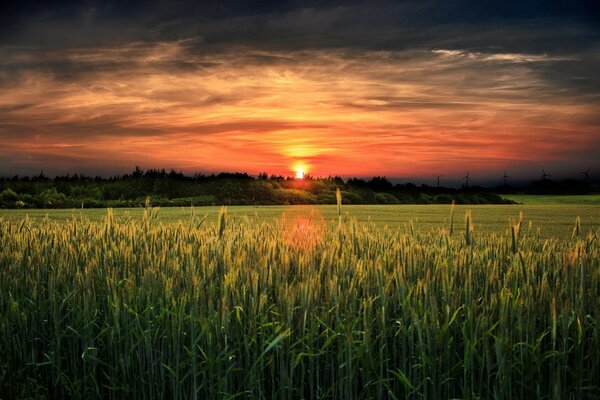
[295,168,305,179]
[280,206,325,251]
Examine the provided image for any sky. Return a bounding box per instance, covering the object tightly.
[1,1,599,184]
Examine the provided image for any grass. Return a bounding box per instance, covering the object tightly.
[0,204,599,399]
[501,194,600,205]
[1,203,599,238]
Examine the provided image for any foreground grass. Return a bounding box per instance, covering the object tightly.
[1,207,599,399]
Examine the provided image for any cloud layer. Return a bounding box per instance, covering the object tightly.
[1,1,599,180]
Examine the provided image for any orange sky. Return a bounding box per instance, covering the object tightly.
[1,41,599,180]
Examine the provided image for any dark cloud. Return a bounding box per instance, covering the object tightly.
[2,1,598,50]
[0,0,599,177]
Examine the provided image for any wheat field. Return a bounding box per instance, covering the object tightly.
[0,205,599,399]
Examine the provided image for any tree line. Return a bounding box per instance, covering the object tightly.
[0,167,593,209]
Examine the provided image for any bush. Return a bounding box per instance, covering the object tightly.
[434,194,454,204]
[418,193,433,204]
[0,188,18,202]
[274,189,317,204]
[38,188,68,208]
[375,192,400,204]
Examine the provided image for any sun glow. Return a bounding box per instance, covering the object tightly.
[1,43,597,178]
[292,161,308,179]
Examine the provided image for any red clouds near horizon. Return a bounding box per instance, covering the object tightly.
[1,41,598,181]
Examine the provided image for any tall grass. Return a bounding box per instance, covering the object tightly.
[449,200,456,236]
[510,211,523,254]
[0,209,598,399]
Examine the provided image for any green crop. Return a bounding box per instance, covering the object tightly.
[0,206,598,399]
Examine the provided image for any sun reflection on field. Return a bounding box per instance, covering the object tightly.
[279,205,325,250]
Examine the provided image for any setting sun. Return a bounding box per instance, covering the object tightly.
[295,168,305,179]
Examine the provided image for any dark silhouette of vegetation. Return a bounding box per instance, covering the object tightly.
[0,167,596,209]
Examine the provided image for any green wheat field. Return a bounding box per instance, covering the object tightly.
[1,201,599,399]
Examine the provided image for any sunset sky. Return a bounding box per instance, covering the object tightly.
[1,1,599,184]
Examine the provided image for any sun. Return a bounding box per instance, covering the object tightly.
[292,161,308,179]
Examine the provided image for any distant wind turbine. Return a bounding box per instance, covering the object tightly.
[463,171,471,188]
[502,170,511,186]
[580,167,591,183]
[433,175,443,188]
[541,169,551,181]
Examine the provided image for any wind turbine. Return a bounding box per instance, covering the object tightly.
[541,169,551,181]
[433,175,443,188]
[502,170,511,186]
[463,171,471,188]
[580,167,591,183]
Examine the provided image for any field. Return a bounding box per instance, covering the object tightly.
[1,203,599,238]
[502,194,600,205]
[1,203,599,399]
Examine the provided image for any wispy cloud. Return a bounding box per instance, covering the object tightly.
[432,49,573,63]
[0,1,599,178]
